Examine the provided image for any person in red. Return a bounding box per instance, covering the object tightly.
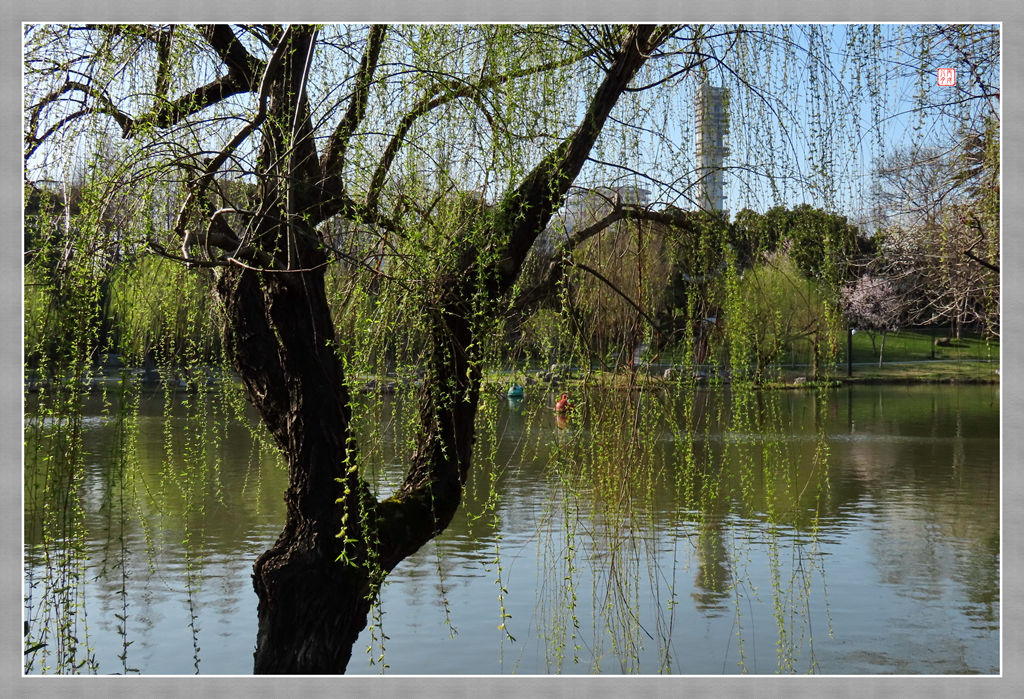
[554,393,571,413]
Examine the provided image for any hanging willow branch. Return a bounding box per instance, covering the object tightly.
[574,261,665,337]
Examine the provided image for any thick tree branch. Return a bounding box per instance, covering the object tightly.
[963,248,999,274]
[283,26,326,223]
[128,24,264,133]
[373,279,481,568]
[142,75,254,132]
[362,26,679,570]
[199,24,262,84]
[139,25,262,130]
[26,24,263,159]
[493,25,675,292]
[153,26,174,107]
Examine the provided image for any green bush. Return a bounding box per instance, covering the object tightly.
[737,254,838,375]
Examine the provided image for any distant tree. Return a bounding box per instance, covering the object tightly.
[730,207,781,268]
[570,196,672,365]
[841,274,903,366]
[738,253,835,380]
[870,128,999,338]
[866,21,1000,338]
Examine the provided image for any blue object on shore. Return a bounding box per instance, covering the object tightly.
[507,384,524,399]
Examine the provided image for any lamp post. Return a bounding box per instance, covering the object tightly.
[848,327,855,377]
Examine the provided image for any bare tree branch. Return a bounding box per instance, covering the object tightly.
[321,24,388,179]
[28,80,135,137]
[575,262,664,336]
[963,248,999,273]
[512,201,698,314]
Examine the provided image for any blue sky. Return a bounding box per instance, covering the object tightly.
[708,23,1000,222]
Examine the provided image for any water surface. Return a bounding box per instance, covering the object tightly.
[23,384,999,675]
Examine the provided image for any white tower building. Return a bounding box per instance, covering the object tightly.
[695,84,729,213]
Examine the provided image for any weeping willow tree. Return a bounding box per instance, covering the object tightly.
[24,23,997,674]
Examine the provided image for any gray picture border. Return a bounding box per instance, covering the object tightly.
[3,2,1019,697]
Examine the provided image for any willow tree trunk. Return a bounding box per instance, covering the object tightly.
[217,253,484,673]
[215,260,364,672]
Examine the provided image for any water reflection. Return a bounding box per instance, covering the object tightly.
[24,384,999,675]
[690,515,731,615]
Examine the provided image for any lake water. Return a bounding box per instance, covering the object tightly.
[23,383,1000,675]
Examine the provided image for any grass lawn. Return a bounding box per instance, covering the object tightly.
[839,359,998,383]
[836,328,999,383]
[846,328,999,364]
[488,328,1000,389]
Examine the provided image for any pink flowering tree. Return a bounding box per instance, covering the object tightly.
[841,274,904,367]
